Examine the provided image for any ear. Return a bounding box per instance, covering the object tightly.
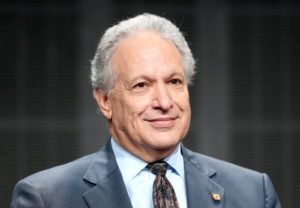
[94,88,112,120]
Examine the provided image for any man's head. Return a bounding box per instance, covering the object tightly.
[91,13,195,162]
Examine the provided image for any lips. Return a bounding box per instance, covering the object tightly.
[146,117,176,128]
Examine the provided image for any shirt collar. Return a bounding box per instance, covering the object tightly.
[164,143,184,177]
[111,137,147,185]
[111,137,185,184]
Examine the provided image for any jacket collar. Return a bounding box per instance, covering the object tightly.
[82,140,132,208]
[182,144,224,208]
[82,140,224,208]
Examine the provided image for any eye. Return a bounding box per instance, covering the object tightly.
[170,78,182,85]
[133,82,148,89]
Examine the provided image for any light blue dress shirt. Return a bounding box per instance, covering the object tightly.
[111,138,187,208]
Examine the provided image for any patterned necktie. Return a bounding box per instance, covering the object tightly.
[147,161,179,208]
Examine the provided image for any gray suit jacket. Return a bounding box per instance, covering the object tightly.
[11,140,281,208]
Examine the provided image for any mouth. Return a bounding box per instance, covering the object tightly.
[146,117,176,128]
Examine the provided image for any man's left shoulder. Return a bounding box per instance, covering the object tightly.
[181,145,274,195]
[182,146,281,207]
[182,145,261,178]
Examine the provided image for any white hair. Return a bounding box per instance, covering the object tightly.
[90,13,196,94]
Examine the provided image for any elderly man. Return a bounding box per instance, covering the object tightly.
[11,13,281,208]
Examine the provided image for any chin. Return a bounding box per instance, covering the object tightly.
[150,135,182,150]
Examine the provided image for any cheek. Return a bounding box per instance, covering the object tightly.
[112,96,148,126]
[173,91,190,111]
[130,95,152,114]
[110,95,128,125]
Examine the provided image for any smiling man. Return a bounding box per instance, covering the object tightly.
[94,30,191,163]
[11,13,281,208]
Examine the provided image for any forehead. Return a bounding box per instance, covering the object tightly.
[111,30,183,76]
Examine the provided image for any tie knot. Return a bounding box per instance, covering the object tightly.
[147,161,168,176]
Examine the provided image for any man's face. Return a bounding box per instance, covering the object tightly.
[95,30,191,162]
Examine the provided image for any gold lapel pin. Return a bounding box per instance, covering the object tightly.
[212,193,221,201]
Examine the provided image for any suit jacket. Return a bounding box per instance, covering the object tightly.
[11,139,281,208]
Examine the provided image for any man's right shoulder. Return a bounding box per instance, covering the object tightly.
[22,152,96,185]
[11,152,98,208]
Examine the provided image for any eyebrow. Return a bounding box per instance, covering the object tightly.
[130,71,185,83]
[167,72,185,79]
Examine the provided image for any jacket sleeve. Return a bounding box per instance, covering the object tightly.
[262,173,281,208]
[10,179,45,208]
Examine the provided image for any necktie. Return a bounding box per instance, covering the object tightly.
[147,161,179,208]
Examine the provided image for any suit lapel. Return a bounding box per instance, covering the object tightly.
[82,140,132,208]
[81,140,224,208]
[182,145,224,208]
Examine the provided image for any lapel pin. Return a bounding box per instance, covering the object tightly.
[212,193,221,201]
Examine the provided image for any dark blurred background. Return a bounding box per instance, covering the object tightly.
[1,0,299,207]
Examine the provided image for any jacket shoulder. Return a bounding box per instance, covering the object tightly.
[11,153,97,208]
[24,153,96,185]
[182,146,261,178]
[182,146,281,208]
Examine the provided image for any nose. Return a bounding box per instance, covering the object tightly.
[151,83,173,111]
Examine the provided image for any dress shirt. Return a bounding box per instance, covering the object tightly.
[111,137,187,208]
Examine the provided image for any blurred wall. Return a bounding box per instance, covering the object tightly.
[1,0,299,207]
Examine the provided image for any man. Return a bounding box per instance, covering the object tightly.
[11,13,281,208]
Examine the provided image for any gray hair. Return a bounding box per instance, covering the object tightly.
[90,13,196,94]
